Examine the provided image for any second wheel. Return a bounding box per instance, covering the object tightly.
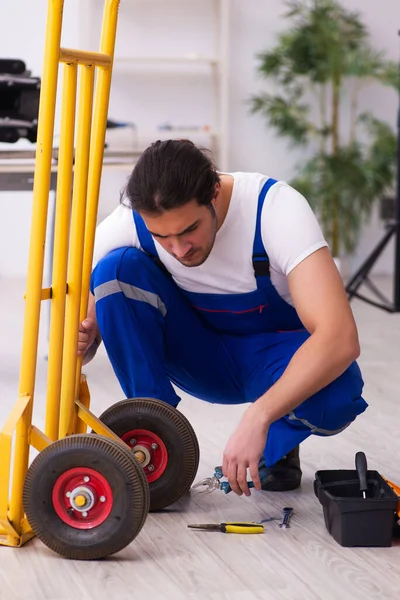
[97,398,200,511]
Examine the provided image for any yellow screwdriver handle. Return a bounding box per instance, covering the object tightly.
[223,522,264,534]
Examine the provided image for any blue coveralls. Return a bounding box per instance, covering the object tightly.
[91,178,368,467]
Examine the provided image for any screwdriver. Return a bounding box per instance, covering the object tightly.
[355,451,368,499]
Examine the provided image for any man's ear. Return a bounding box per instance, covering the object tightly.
[212,182,221,205]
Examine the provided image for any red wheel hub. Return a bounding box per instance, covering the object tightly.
[121,429,168,483]
[52,467,113,530]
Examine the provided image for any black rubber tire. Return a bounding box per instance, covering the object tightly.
[23,434,150,560]
[97,398,200,511]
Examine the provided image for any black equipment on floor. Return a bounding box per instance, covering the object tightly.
[0,59,41,144]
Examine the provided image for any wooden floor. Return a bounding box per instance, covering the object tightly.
[0,276,399,600]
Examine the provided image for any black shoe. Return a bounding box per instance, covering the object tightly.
[258,446,302,492]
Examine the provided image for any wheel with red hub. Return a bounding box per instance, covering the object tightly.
[23,434,150,560]
[97,398,200,511]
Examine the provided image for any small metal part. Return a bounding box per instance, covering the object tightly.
[134,450,146,463]
[279,506,294,529]
[258,516,281,524]
[151,443,158,450]
[129,438,136,446]
[82,511,88,517]
[83,476,90,483]
[132,444,151,467]
[99,496,106,503]
[66,491,71,498]
[69,486,95,513]
[148,464,155,472]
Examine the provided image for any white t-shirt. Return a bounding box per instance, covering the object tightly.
[93,172,328,306]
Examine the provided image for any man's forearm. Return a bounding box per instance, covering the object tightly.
[257,330,360,426]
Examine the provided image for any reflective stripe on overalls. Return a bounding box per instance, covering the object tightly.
[91,178,367,466]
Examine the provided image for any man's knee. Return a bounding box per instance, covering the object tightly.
[91,247,170,323]
[320,361,367,430]
[291,360,366,434]
[91,247,171,308]
[335,360,364,399]
[91,247,148,291]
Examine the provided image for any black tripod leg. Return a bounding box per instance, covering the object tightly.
[364,277,393,305]
[345,226,396,299]
[392,49,400,310]
[346,36,400,312]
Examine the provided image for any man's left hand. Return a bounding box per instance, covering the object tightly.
[222,402,269,496]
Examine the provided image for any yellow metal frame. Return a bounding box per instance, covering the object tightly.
[0,0,122,548]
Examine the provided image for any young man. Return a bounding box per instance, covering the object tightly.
[79,139,367,497]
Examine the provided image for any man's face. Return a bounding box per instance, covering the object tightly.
[141,199,218,267]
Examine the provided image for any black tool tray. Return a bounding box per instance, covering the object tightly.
[314,469,399,547]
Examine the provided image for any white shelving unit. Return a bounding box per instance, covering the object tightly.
[80,0,230,170]
[115,56,219,65]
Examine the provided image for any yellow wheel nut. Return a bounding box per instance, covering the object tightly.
[74,495,86,508]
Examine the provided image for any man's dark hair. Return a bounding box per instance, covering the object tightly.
[122,139,220,215]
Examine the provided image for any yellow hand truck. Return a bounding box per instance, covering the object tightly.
[0,0,199,560]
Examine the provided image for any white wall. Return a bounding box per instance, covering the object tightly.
[0,0,398,278]
[0,0,81,279]
[228,0,399,275]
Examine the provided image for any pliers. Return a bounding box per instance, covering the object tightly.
[192,466,255,495]
[188,508,294,534]
[188,521,264,534]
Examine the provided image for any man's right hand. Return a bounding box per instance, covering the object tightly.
[78,317,98,356]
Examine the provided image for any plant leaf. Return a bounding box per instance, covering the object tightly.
[249,93,312,145]
[250,0,398,255]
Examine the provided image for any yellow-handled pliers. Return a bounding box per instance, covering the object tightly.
[188,522,264,534]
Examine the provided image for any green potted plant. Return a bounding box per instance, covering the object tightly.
[250,0,398,269]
